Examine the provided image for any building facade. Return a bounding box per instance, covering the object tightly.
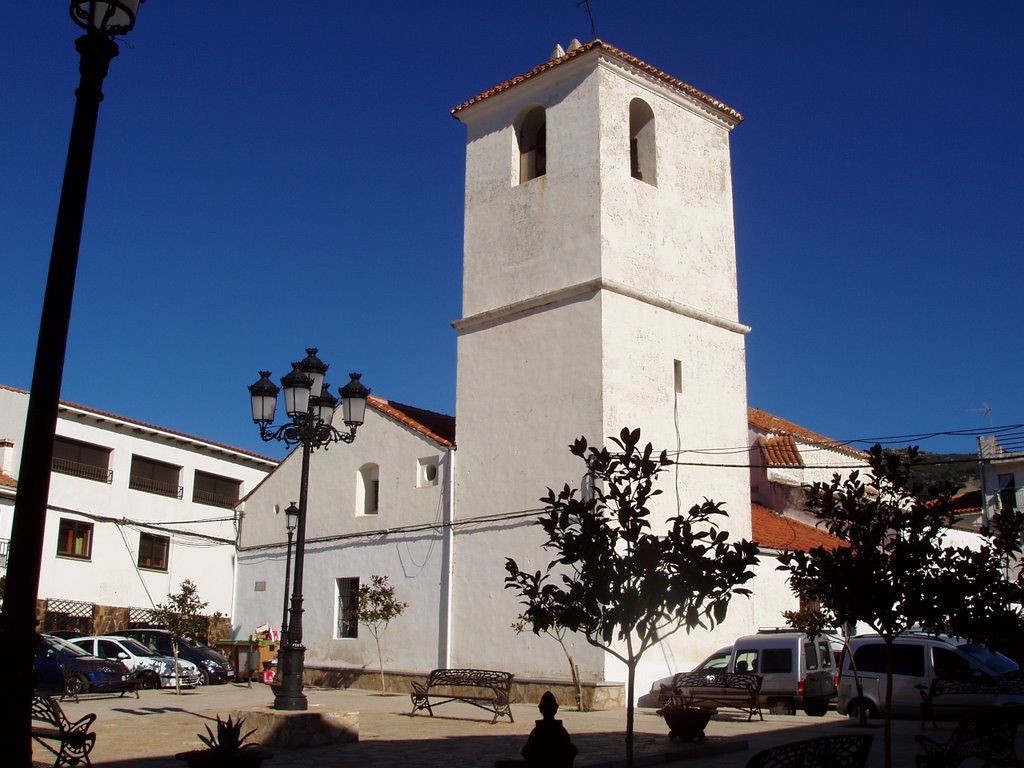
[0,384,275,632]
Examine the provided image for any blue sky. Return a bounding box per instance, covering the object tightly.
[3,1,1021,460]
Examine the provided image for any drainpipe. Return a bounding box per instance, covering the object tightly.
[438,446,456,668]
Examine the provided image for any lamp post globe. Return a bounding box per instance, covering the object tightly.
[248,349,368,710]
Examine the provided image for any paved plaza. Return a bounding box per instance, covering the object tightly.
[37,682,986,767]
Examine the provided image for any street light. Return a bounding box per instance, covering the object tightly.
[1,3,145,764]
[280,503,300,639]
[248,348,370,711]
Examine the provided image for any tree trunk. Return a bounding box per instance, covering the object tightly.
[625,661,636,768]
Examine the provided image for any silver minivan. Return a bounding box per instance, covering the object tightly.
[729,630,837,715]
[837,632,1022,720]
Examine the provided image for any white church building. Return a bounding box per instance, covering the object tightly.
[233,40,855,705]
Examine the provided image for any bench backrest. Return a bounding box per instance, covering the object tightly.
[31,695,68,728]
[745,734,873,768]
[671,671,762,694]
[427,668,514,690]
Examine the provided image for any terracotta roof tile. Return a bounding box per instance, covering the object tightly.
[950,489,982,515]
[451,39,743,124]
[369,397,455,447]
[748,407,866,460]
[751,503,846,552]
[0,471,16,489]
[758,435,804,468]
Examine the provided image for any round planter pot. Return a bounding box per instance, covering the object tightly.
[175,747,273,768]
[657,706,712,741]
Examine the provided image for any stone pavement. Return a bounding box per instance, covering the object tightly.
[38,682,990,767]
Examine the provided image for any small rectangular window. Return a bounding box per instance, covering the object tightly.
[137,532,169,571]
[193,471,242,508]
[336,577,359,639]
[57,518,93,560]
[129,456,183,499]
[52,436,112,483]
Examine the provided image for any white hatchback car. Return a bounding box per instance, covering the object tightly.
[73,635,201,689]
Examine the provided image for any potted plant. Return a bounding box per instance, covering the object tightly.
[657,698,712,741]
[176,715,273,767]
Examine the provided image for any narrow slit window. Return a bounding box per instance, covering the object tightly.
[518,106,547,183]
[629,98,656,185]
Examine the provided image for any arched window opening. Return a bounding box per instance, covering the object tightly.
[629,98,656,185]
[357,463,379,516]
[518,106,547,183]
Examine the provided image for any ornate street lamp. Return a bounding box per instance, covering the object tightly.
[280,503,300,639]
[248,349,369,711]
[1,4,145,764]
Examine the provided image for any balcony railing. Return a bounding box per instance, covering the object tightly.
[192,488,240,509]
[0,538,8,573]
[129,475,184,499]
[984,487,1024,517]
[51,456,112,483]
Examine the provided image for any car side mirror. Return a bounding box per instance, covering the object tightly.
[117,652,129,660]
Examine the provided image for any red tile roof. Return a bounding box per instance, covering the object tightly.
[950,489,982,515]
[369,397,455,447]
[0,471,16,489]
[748,407,866,460]
[751,503,846,552]
[451,39,744,124]
[757,435,804,468]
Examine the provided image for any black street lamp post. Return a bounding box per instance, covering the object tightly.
[280,503,299,639]
[1,4,144,764]
[248,349,369,711]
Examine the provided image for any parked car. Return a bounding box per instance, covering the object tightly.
[639,630,836,715]
[837,632,1023,720]
[72,635,201,689]
[34,634,132,695]
[47,629,87,640]
[115,628,234,685]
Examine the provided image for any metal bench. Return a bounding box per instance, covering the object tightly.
[745,734,873,768]
[60,665,140,703]
[916,704,1024,767]
[662,671,764,721]
[31,694,97,768]
[920,676,1024,728]
[410,668,514,723]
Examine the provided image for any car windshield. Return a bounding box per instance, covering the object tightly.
[958,643,1020,675]
[119,638,158,657]
[45,635,90,657]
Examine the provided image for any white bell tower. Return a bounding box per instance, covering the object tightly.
[449,40,753,689]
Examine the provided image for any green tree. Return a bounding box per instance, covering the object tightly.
[777,445,1024,768]
[149,580,222,691]
[354,575,408,693]
[505,427,759,767]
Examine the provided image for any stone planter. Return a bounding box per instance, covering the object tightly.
[657,705,712,741]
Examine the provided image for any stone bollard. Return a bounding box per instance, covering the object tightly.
[521,691,579,768]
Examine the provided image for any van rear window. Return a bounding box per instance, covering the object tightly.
[804,642,818,670]
[853,643,925,676]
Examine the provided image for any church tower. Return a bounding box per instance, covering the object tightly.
[450,41,754,689]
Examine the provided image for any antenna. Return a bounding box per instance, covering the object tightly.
[968,402,993,428]
[577,0,597,37]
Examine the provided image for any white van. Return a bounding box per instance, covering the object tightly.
[837,632,1022,720]
[729,630,837,715]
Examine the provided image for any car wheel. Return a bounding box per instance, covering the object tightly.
[65,672,89,696]
[768,698,796,716]
[847,698,878,720]
[198,668,211,686]
[804,698,829,717]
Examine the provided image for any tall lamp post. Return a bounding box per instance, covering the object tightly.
[1,3,145,764]
[248,348,370,711]
[280,503,300,639]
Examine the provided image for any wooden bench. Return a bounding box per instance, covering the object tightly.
[31,695,97,768]
[746,734,873,768]
[920,677,1024,728]
[916,704,1024,767]
[662,672,764,721]
[410,668,514,723]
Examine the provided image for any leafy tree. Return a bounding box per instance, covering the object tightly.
[149,580,222,691]
[505,427,759,767]
[777,445,1024,768]
[354,575,408,693]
